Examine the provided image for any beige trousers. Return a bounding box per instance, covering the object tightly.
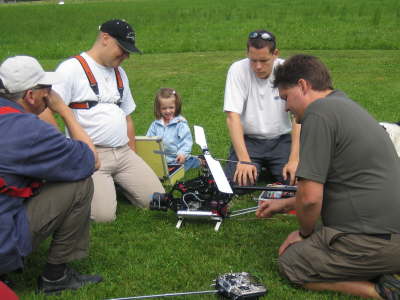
[91,144,165,222]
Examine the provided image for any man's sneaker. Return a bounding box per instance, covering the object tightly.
[375,274,400,300]
[37,266,102,295]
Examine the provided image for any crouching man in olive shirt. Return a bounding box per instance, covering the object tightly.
[257,54,400,299]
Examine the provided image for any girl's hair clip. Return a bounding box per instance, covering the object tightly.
[172,90,176,95]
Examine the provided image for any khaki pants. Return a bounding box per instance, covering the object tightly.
[278,226,400,286]
[91,144,165,222]
[25,178,93,265]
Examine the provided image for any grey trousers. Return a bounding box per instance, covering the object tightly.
[224,134,292,184]
[25,177,93,265]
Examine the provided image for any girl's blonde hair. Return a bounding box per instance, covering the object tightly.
[154,87,182,119]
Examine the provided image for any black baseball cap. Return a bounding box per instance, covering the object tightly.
[100,19,142,54]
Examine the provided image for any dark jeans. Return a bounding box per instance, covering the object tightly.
[224,134,292,184]
[25,177,93,265]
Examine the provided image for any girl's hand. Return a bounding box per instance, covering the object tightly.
[176,154,186,164]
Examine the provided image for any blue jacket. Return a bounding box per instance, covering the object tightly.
[0,97,95,274]
[146,115,193,164]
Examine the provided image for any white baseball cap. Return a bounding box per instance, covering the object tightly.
[0,55,60,93]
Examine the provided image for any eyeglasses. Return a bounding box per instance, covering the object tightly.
[22,84,52,101]
[248,31,274,41]
[32,84,52,91]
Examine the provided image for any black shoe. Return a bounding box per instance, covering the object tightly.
[37,266,102,295]
[375,274,400,300]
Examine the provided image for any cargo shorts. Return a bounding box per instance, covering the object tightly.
[278,227,400,286]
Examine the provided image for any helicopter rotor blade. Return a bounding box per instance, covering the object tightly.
[203,154,233,194]
[194,125,208,151]
[194,125,233,194]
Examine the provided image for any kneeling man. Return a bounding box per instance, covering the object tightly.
[0,56,102,294]
[257,54,400,299]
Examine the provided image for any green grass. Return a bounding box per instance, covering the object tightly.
[0,0,400,59]
[8,49,400,300]
[1,0,400,299]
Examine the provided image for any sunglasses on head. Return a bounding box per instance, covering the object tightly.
[248,31,274,41]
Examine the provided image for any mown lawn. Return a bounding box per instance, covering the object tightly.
[0,0,399,299]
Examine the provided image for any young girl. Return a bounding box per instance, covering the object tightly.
[146,88,200,171]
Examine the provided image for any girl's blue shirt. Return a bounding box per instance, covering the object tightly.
[146,115,193,164]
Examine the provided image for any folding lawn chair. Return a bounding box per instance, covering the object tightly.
[135,136,184,185]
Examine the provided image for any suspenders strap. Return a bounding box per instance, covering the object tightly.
[0,177,42,198]
[0,106,22,115]
[0,108,42,198]
[114,68,124,100]
[70,55,124,109]
[69,101,99,109]
[74,55,99,96]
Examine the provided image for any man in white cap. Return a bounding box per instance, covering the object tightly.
[41,19,165,222]
[0,55,102,294]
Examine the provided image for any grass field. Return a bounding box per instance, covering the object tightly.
[0,0,399,299]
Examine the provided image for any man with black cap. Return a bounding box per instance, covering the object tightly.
[0,55,102,294]
[41,19,165,222]
[223,30,301,187]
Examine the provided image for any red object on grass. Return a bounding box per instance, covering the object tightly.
[0,281,19,300]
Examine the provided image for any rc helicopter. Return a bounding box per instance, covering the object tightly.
[149,125,296,231]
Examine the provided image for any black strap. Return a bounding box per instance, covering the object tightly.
[69,101,99,109]
[367,233,391,240]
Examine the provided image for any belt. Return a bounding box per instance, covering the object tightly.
[69,101,98,109]
[367,233,391,240]
[244,133,290,141]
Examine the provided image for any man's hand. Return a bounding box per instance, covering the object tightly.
[234,162,257,186]
[256,199,286,218]
[282,159,298,185]
[278,230,303,256]
[44,90,100,170]
[226,112,256,186]
[126,115,136,152]
[45,90,69,115]
[176,154,186,164]
[128,139,136,152]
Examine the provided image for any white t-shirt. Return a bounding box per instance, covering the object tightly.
[223,57,291,139]
[53,52,136,147]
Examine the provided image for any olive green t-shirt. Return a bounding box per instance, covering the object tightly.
[296,90,400,233]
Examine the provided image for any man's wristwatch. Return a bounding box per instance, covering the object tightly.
[299,230,313,239]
